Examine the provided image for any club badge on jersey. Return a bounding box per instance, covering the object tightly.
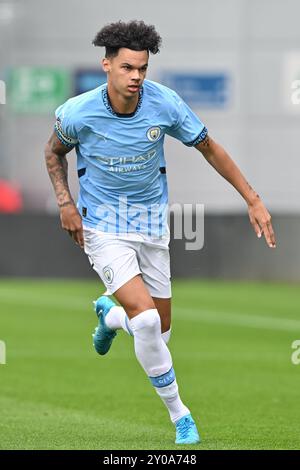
[147,126,161,142]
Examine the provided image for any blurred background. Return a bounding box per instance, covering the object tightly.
[0,0,300,280]
[1,0,300,451]
[0,0,299,279]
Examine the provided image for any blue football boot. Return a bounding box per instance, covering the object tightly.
[92,295,117,356]
[175,414,201,445]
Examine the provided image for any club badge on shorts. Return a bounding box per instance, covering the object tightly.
[103,266,114,284]
[147,126,161,142]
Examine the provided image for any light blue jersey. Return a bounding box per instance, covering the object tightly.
[54,79,207,236]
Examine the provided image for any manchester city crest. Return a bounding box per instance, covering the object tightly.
[103,266,114,284]
[147,126,161,142]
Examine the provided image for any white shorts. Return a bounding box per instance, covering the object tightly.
[83,226,172,298]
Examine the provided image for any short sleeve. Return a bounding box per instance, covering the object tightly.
[54,101,79,148]
[166,91,208,147]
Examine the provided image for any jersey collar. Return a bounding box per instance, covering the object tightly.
[102,85,143,118]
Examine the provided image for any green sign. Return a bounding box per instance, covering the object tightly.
[8,67,71,113]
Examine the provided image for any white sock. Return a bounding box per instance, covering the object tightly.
[155,379,190,423]
[105,306,133,335]
[129,309,189,423]
[106,305,171,343]
[161,328,171,344]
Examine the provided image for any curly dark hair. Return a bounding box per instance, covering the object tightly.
[92,20,162,57]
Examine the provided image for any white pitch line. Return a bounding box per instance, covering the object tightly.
[0,289,299,333]
[174,307,300,332]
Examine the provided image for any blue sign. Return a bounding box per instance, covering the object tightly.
[162,73,229,109]
[74,69,106,95]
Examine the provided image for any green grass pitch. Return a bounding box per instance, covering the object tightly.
[0,279,300,450]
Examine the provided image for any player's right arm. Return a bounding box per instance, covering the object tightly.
[44,132,84,249]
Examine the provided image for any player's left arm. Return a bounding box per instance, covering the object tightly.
[195,134,276,248]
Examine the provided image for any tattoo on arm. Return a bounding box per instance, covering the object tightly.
[45,151,74,208]
[45,132,75,208]
[246,181,254,191]
[246,181,260,199]
[58,200,74,208]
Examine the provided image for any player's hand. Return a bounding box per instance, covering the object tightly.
[248,198,276,248]
[60,203,84,249]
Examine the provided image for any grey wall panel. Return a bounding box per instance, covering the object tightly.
[169,214,300,281]
[248,0,299,40]
[0,214,299,281]
[0,214,93,278]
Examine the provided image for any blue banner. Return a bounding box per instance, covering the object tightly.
[74,69,106,95]
[162,73,230,108]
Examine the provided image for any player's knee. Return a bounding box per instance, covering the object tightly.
[130,309,161,336]
[138,309,161,332]
[127,303,155,317]
[121,296,156,318]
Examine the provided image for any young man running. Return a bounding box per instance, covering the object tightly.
[45,20,276,445]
